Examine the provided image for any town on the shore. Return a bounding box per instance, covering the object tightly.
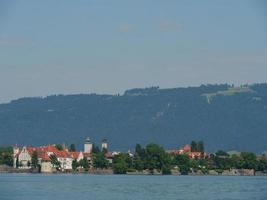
[0,138,267,176]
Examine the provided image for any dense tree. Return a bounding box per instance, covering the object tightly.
[230,154,242,169]
[79,158,89,171]
[92,144,100,154]
[113,153,132,174]
[198,141,204,153]
[16,157,19,168]
[191,141,198,152]
[92,152,108,169]
[49,154,61,170]
[55,144,63,151]
[0,146,13,166]
[133,154,144,171]
[31,151,39,168]
[256,159,267,171]
[240,152,257,169]
[69,144,76,152]
[135,144,143,155]
[102,148,108,154]
[72,159,79,171]
[144,143,172,174]
[215,150,229,157]
[173,154,191,175]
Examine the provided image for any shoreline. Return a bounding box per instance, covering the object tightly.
[1,169,267,176]
[1,164,267,176]
[1,172,267,177]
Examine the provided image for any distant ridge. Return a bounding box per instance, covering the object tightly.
[0,83,267,153]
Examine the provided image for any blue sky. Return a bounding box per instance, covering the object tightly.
[0,0,266,102]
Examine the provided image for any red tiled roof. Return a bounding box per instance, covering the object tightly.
[69,152,80,159]
[16,145,84,161]
[182,145,191,152]
[105,152,114,158]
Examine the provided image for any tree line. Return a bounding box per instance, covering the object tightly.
[1,142,267,175]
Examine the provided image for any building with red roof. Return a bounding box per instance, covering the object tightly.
[168,144,206,159]
[13,144,91,172]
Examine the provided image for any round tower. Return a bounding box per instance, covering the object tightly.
[84,137,93,153]
[101,139,108,151]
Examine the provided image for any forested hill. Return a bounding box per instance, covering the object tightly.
[0,84,267,153]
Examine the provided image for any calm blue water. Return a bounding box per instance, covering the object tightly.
[0,174,267,200]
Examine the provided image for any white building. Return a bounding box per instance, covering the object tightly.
[101,139,108,151]
[84,137,93,153]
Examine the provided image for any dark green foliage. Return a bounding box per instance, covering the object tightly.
[256,159,267,171]
[214,155,231,170]
[239,152,257,169]
[16,157,19,168]
[69,144,76,152]
[0,146,13,166]
[92,152,108,169]
[31,151,39,168]
[215,150,229,157]
[144,143,170,171]
[55,144,63,151]
[133,143,174,174]
[1,84,267,152]
[191,141,204,152]
[113,153,132,174]
[173,154,191,175]
[49,154,61,169]
[135,144,143,155]
[102,148,108,154]
[72,159,79,171]
[133,154,144,171]
[92,144,100,154]
[79,158,89,170]
[191,141,198,152]
[198,141,204,153]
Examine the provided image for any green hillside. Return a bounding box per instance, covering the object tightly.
[0,83,266,153]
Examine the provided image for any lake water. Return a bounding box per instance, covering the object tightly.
[0,174,266,200]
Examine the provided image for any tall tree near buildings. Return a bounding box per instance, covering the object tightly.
[16,157,19,168]
[113,153,132,174]
[55,144,63,151]
[102,148,108,154]
[92,144,100,154]
[49,154,61,170]
[92,152,108,169]
[198,141,204,155]
[80,158,89,171]
[69,144,76,152]
[72,159,79,171]
[191,141,197,152]
[174,154,191,175]
[31,150,39,168]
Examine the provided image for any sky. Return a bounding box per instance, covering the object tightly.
[0,0,266,103]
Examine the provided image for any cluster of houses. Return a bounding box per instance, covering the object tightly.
[13,138,119,173]
[13,138,205,173]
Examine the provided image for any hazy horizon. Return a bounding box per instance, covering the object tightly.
[0,0,266,103]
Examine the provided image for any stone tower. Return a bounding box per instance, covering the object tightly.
[84,137,93,153]
[101,139,108,151]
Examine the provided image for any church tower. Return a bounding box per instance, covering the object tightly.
[101,139,108,151]
[84,137,93,153]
